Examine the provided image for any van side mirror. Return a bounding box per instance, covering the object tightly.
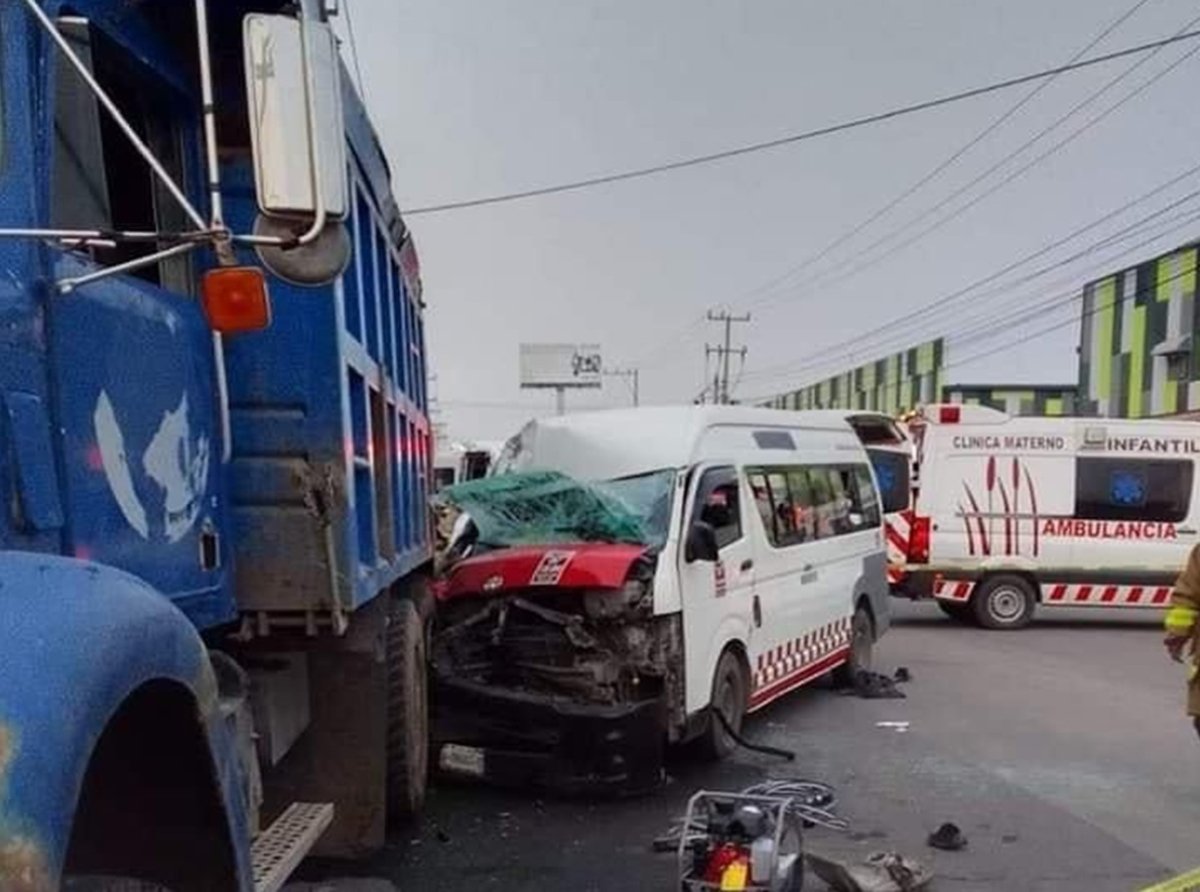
[243,14,347,221]
[685,521,720,563]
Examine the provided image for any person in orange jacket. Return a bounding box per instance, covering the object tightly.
[1165,546,1200,735]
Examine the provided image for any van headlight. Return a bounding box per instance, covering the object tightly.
[583,579,649,620]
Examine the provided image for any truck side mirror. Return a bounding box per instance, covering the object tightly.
[243,14,347,222]
[685,520,720,563]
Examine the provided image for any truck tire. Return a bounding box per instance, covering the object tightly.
[937,601,974,624]
[699,650,748,761]
[832,604,874,687]
[386,595,429,818]
[972,575,1036,630]
[62,880,172,891]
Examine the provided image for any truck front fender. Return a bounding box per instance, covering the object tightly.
[0,552,249,890]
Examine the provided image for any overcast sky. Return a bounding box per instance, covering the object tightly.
[334,0,1200,441]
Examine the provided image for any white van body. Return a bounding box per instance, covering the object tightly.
[905,403,1200,626]
[493,405,891,717]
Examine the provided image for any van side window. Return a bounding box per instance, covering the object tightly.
[748,472,776,543]
[750,464,881,544]
[786,469,817,542]
[1075,458,1193,523]
[764,471,798,545]
[693,466,743,549]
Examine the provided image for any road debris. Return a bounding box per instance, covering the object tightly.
[838,669,907,699]
[893,667,912,683]
[927,821,968,851]
[653,779,848,852]
[875,721,910,733]
[808,850,933,892]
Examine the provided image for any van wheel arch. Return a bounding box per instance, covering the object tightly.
[697,642,751,761]
[62,680,239,892]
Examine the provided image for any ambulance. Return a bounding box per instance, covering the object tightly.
[900,403,1200,628]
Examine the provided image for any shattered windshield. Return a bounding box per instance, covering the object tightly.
[436,468,674,548]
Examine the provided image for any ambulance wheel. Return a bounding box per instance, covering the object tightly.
[972,575,1036,630]
[700,650,748,760]
[832,604,874,687]
[937,601,974,624]
[387,595,429,818]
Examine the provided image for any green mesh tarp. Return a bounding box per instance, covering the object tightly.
[435,470,650,546]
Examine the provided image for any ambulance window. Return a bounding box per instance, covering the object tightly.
[811,467,853,537]
[1075,458,1193,523]
[867,448,910,514]
[692,466,743,550]
[850,465,883,529]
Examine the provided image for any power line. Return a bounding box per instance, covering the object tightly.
[743,10,1200,319]
[733,204,1200,398]
[734,0,1159,309]
[739,259,1200,405]
[735,157,1200,386]
[402,27,1200,216]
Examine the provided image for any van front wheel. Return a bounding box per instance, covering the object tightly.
[972,575,1036,630]
[832,605,874,687]
[699,651,748,761]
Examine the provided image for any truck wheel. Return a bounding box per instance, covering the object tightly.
[386,596,429,817]
[972,575,1036,630]
[62,880,172,891]
[699,650,748,760]
[832,604,874,687]
[937,601,974,624]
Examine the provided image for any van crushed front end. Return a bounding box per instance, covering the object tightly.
[429,472,682,796]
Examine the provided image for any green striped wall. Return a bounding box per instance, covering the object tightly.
[942,385,1077,416]
[1078,243,1199,417]
[763,338,945,414]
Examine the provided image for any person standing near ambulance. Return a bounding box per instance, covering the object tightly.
[1165,545,1200,735]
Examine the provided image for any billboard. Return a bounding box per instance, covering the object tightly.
[519,343,603,389]
[763,338,945,414]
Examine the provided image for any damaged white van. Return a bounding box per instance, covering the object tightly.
[430,406,890,793]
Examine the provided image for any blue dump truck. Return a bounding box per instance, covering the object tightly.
[0,2,432,889]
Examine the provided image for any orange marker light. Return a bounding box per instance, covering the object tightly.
[201,267,272,333]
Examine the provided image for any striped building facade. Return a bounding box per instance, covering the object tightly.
[942,384,1077,416]
[1078,243,1200,417]
[765,339,945,414]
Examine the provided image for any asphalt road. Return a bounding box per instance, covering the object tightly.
[297,600,1200,891]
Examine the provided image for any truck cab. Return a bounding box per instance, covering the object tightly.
[0,2,431,888]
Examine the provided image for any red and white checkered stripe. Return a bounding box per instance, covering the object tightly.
[1042,582,1171,607]
[933,579,975,602]
[933,578,1172,607]
[885,510,913,585]
[752,616,851,691]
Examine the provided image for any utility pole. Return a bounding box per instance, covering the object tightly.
[603,367,640,406]
[705,310,750,404]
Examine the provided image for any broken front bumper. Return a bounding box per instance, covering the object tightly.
[432,672,666,796]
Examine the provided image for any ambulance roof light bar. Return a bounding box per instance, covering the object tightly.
[919,403,1010,425]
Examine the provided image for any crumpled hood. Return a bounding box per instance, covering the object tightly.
[438,543,649,601]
